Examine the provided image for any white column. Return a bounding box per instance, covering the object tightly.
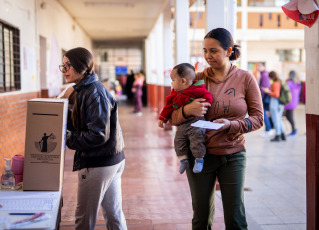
[155,14,164,86]
[240,40,247,70]
[305,23,319,115]
[226,0,237,42]
[205,0,226,32]
[145,14,164,85]
[163,3,173,87]
[175,0,189,64]
[205,0,237,38]
[304,19,319,230]
[239,0,248,70]
[241,0,248,30]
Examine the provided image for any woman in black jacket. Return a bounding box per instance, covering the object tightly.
[59,47,127,230]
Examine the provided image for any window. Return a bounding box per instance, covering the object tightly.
[276,49,302,62]
[0,20,20,93]
[277,14,281,27]
[259,14,263,26]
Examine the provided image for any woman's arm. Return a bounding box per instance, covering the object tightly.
[67,95,111,151]
[169,98,211,125]
[215,74,264,133]
[228,75,264,133]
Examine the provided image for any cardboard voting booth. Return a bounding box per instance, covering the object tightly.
[23,99,68,191]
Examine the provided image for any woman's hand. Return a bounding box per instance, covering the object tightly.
[58,85,74,99]
[213,118,231,130]
[262,87,270,94]
[183,98,211,117]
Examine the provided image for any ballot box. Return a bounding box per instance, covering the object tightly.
[23,99,68,191]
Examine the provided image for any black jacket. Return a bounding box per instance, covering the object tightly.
[66,73,125,171]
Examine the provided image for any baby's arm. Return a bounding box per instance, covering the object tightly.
[202,90,213,105]
[158,120,165,128]
[158,90,176,127]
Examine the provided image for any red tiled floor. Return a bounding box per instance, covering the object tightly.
[60,104,225,229]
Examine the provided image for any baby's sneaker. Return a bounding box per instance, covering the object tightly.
[179,159,189,174]
[193,158,204,173]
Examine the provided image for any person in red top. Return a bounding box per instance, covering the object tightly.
[158,63,213,174]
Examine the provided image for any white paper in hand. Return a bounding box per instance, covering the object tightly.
[191,120,224,130]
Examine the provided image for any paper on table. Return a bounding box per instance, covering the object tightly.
[191,120,224,130]
[0,216,10,229]
[9,213,51,229]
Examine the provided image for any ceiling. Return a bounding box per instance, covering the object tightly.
[57,0,171,42]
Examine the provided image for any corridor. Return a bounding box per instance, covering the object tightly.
[60,102,306,230]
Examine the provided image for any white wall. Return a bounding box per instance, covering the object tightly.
[247,40,305,79]
[0,0,37,94]
[36,0,91,51]
[0,0,92,96]
[36,0,92,96]
[145,13,164,85]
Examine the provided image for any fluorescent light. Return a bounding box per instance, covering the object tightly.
[84,2,134,8]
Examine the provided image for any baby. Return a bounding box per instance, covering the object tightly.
[158,63,212,174]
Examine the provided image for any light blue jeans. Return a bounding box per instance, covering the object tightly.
[269,97,285,135]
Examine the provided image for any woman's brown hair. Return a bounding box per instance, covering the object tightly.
[64,47,94,129]
[64,47,94,75]
[269,71,280,82]
[204,28,240,61]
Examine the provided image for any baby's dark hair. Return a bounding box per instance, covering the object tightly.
[173,63,196,82]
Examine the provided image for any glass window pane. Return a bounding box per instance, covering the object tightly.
[0,23,20,92]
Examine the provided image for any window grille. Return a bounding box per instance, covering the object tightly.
[0,20,20,93]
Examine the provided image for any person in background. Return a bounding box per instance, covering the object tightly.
[252,68,260,83]
[141,70,148,106]
[301,81,306,104]
[125,70,135,102]
[158,63,213,174]
[170,28,263,229]
[59,47,127,230]
[300,73,306,104]
[118,74,127,96]
[263,71,286,142]
[131,71,145,115]
[257,62,273,137]
[284,70,301,136]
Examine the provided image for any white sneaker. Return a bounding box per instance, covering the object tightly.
[136,112,143,116]
[269,129,276,135]
[260,131,272,138]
